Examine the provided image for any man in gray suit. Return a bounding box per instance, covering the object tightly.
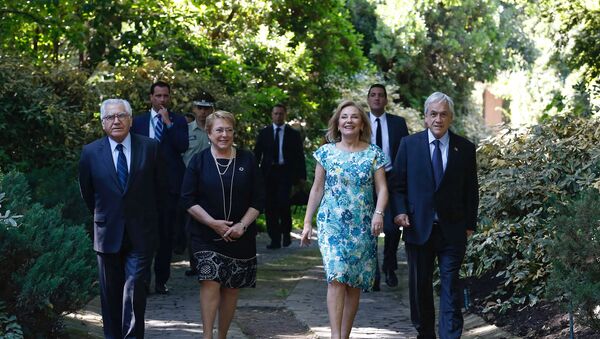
[79,98,167,338]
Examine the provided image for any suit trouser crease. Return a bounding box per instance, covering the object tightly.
[405,225,465,339]
[265,165,293,244]
[97,250,151,339]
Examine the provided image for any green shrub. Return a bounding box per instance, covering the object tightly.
[546,189,600,330]
[0,301,23,339]
[0,171,96,337]
[465,115,600,313]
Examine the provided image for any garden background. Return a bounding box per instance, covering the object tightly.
[1,0,599,337]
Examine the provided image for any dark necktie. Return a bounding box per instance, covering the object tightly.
[274,127,281,164]
[375,118,382,149]
[116,144,128,191]
[432,139,443,189]
[154,115,163,142]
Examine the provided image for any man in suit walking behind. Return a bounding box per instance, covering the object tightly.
[254,104,306,249]
[367,84,409,290]
[79,99,167,338]
[390,92,479,338]
[131,81,188,294]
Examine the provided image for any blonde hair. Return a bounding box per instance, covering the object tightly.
[325,100,371,143]
[205,110,236,132]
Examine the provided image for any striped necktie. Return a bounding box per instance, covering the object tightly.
[154,115,163,142]
[116,144,128,191]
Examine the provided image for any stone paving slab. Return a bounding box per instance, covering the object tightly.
[66,232,517,338]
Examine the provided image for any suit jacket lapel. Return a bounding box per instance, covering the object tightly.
[444,131,459,182]
[127,134,142,193]
[419,131,436,190]
[100,137,122,190]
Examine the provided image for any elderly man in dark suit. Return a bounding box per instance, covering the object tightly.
[131,81,188,294]
[367,84,409,290]
[79,98,167,338]
[390,92,479,339]
[254,103,306,249]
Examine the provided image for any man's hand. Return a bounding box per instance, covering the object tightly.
[157,106,172,125]
[467,229,474,238]
[394,214,410,228]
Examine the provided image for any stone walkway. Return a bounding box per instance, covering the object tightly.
[66,232,517,338]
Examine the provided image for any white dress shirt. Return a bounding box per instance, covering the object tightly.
[108,134,132,172]
[273,123,285,165]
[369,112,391,171]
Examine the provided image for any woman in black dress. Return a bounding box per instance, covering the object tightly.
[181,110,264,339]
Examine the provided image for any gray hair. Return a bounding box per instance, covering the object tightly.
[424,92,454,118]
[100,99,133,121]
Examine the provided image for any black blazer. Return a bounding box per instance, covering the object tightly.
[389,130,479,246]
[79,134,167,254]
[254,124,306,184]
[385,113,410,166]
[131,111,188,195]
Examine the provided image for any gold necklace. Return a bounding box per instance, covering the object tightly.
[212,148,236,221]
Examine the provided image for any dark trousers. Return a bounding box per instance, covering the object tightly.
[97,247,151,339]
[153,193,178,286]
[382,205,401,272]
[405,224,466,339]
[265,165,292,245]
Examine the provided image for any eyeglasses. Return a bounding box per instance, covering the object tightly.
[214,127,234,134]
[102,112,130,122]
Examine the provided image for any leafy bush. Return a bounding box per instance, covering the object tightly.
[0,171,96,337]
[546,189,600,330]
[0,301,23,339]
[465,115,600,313]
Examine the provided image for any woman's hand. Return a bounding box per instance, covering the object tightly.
[212,220,234,241]
[371,213,384,236]
[223,222,245,240]
[300,222,313,247]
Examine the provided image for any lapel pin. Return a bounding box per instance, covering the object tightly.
[239,167,244,171]
[454,147,458,152]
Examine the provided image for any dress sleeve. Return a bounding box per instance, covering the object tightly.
[313,144,328,169]
[373,145,389,171]
[180,152,203,210]
[248,151,265,212]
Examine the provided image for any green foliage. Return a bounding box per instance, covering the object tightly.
[466,115,600,313]
[367,0,535,113]
[0,171,96,337]
[0,301,23,339]
[0,57,97,171]
[546,190,600,330]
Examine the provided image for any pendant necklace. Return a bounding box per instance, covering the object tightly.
[212,147,236,221]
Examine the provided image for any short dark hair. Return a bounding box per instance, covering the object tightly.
[273,103,287,112]
[368,84,387,97]
[150,81,171,95]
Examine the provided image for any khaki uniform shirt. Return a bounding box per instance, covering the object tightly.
[183,121,210,166]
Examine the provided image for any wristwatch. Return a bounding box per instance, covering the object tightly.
[374,210,384,216]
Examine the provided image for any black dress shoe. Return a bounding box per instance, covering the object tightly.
[385,270,398,287]
[185,269,197,277]
[155,284,169,294]
[282,235,292,247]
[373,278,381,291]
[266,243,281,249]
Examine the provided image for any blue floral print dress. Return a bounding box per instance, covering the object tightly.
[313,143,388,291]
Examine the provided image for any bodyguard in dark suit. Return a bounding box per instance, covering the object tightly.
[79,99,167,338]
[367,84,409,290]
[254,104,306,249]
[390,92,479,338]
[131,81,188,294]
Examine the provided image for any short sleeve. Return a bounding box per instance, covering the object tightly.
[313,144,329,169]
[373,145,389,171]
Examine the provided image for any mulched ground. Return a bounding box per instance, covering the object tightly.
[465,274,600,338]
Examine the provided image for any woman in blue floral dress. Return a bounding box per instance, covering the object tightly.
[301,100,388,339]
